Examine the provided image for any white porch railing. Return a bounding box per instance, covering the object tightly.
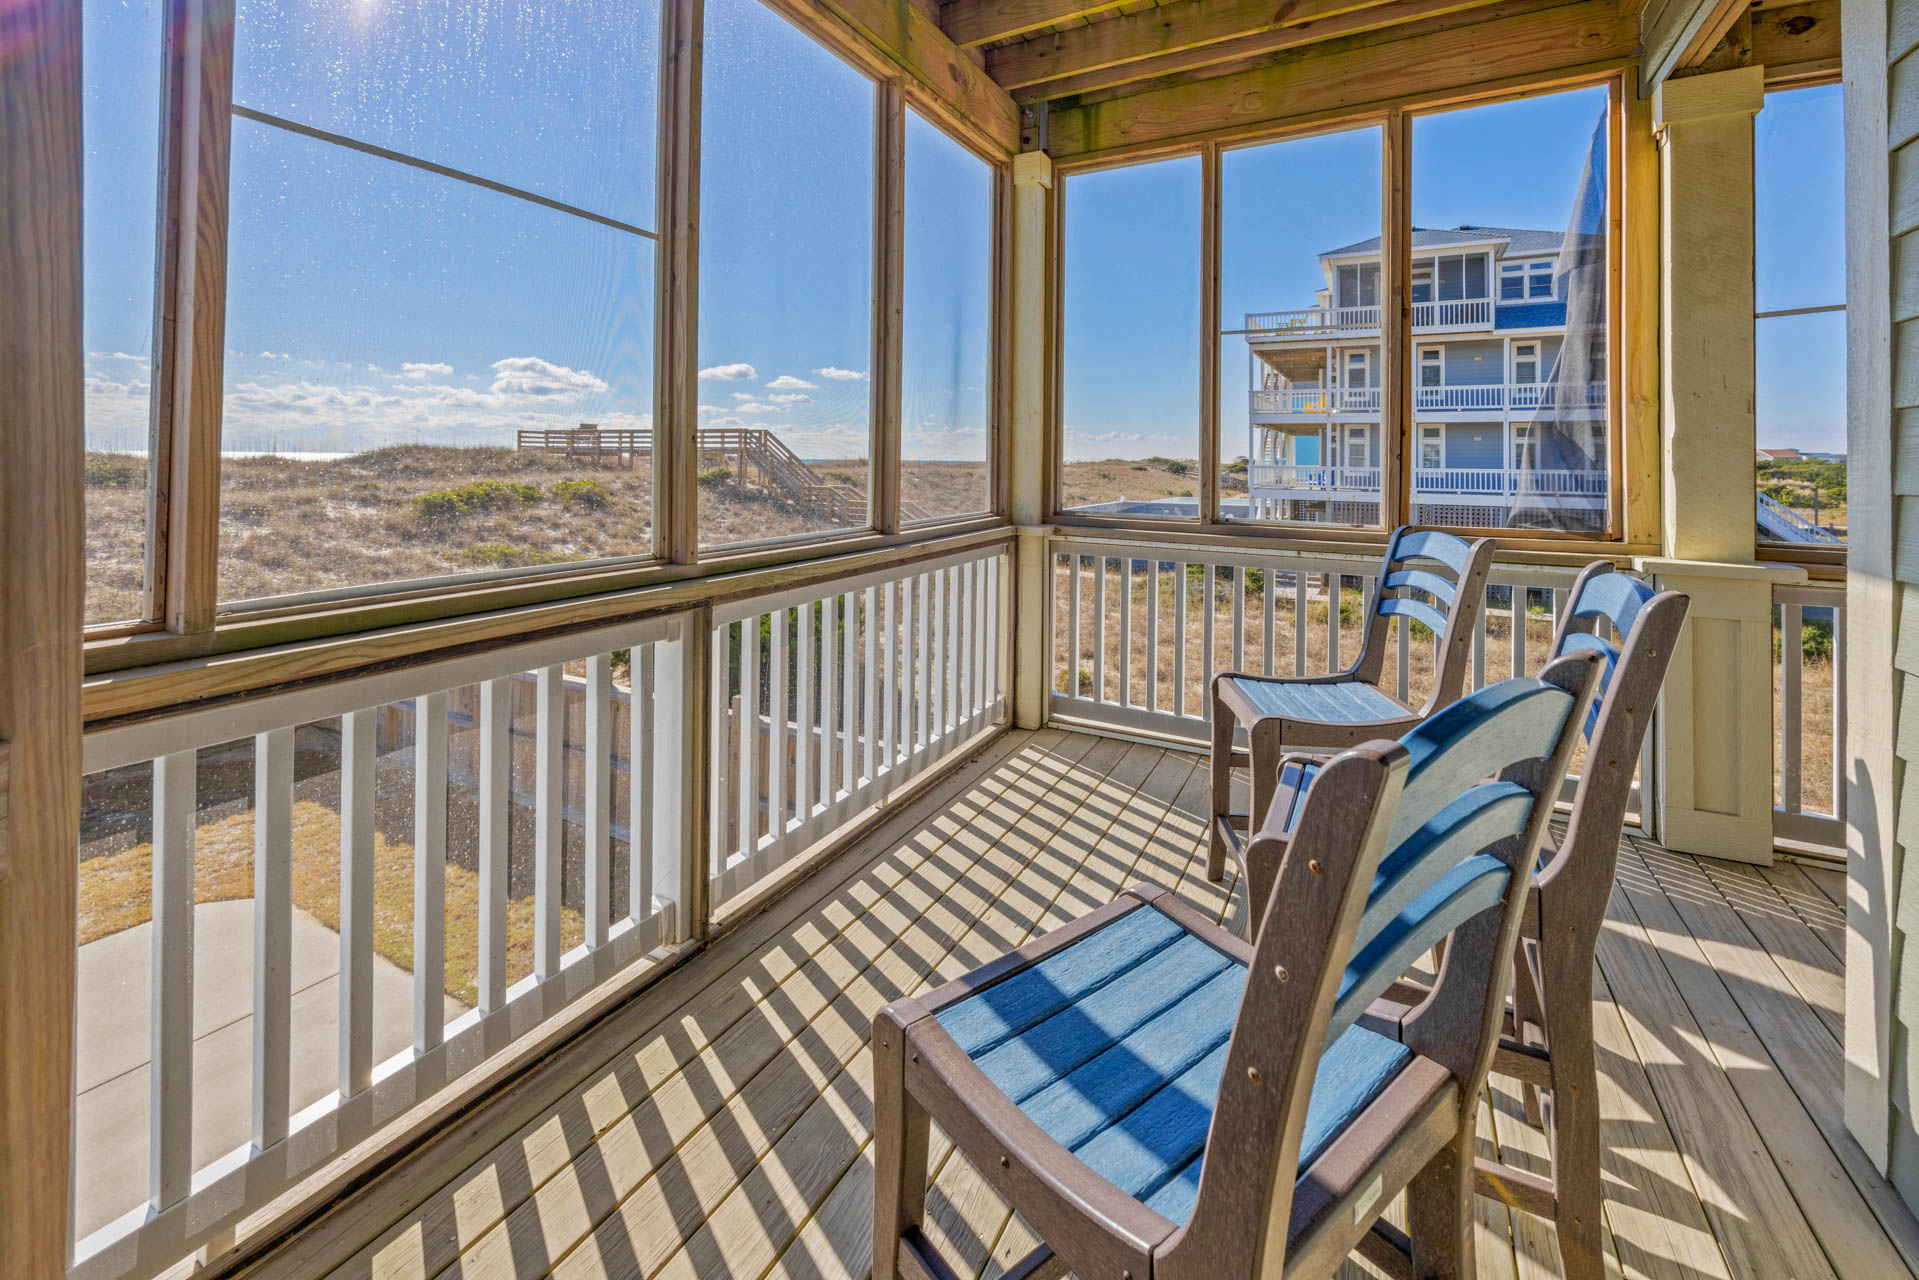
[707,543,1008,908]
[1242,297,1497,337]
[1045,537,1646,818]
[1252,381,1609,418]
[1774,582,1846,852]
[1413,298,1494,329]
[73,613,699,1279]
[1246,464,1607,500]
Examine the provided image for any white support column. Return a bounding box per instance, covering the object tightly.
[1647,67,1780,866]
[1010,150,1053,730]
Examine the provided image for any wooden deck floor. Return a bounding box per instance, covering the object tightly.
[319,728,1919,1280]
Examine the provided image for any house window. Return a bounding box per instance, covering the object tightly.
[1419,348,1443,387]
[1346,349,1372,389]
[1336,262,1380,308]
[1345,426,1370,470]
[1420,425,1444,469]
[1499,263,1524,301]
[1412,261,1434,304]
[1512,342,1539,384]
[1528,260,1554,299]
[1512,423,1535,469]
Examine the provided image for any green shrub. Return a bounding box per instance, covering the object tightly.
[697,465,734,485]
[460,543,573,569]
[85,454,141,488]
[413,479,542,522]
[551,479,611,511]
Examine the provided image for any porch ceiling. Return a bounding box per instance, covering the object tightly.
[946,0,1840,122]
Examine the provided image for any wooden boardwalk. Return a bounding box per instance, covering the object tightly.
[316,729,1919,1280]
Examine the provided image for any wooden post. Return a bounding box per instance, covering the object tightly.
[1009,150,1053,729]
[1381,109,1412,528]
[1842,0,1897,1174]
[1643,67,1785,866]
[871,79,907,536]
[0,0,84,1265]
[655,0,703,563]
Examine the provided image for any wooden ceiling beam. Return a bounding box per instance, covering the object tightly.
[939,0,1132,49]
[990,0,1515,99]
[1047,0,1637,156]
[1639,0,1749,94]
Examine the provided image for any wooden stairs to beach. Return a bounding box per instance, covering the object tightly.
[518,425,929,523]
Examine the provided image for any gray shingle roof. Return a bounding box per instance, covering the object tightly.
[1319,225,1566,259]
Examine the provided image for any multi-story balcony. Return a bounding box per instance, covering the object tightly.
[1247,462,1609,504]
[1244,297,1499,339]
[1250,381,1607,422]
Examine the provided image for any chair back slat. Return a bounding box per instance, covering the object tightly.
[1376,595,1450,636]
[1354,779,1531,947]
[1330,852,1511,1040]
[1380,681,1581,852]
[1381,567,1458,607]
[1393,529,1475,575]
[1563,570,1654,643]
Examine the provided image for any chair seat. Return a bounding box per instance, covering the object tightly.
[933,905,1412,1225]
[1227,676,1408,725]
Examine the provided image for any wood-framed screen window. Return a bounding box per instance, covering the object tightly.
[83,0,165,626]
[901,108,995,525]
[697,0,877,550]
[1406,81,1614,538]
[1057,154,1204,515]
[1754,81,1847,552]
[1221,123,1386,530]
[218,0,665,610]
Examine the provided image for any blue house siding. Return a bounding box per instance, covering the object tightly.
[1495,300,1567,329]
[1441,422,1504,468]
[1440,340,1504,385]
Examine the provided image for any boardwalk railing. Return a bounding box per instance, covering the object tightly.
[707,542,1009,908]
[74,613,701,1278]
[1774,582,1846,851]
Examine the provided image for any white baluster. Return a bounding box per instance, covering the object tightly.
[253,728,293,1151]
[151,750,196,1210]
[414,690,448,1052]
[478,679,510,1013]
[534,667,564,981]
[585,656,613,949]
[339,711,376,1098]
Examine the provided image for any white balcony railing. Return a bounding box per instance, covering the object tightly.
[1246,464,1608,500]
[1251,381,1609,418]
[1244,297,1498,337]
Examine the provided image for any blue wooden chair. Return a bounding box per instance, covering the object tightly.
[872,651,1601,1280]
[1208,527,1495,892]
[1255,563,1687,1280]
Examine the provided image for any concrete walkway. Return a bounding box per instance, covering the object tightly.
[73,899,464,1240]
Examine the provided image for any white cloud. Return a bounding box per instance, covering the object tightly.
[699,362,757,382]
[259,350,291,360]
[768,393,811,405]
[486,355,608,399]
[401,361,454,380]
[732,401,782,415]
[814,366,868,382]
[731,391,758,401]
[766,374,817,392]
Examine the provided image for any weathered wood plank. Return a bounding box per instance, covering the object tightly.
[1046,0,1637,157]
[941,0,1132,48]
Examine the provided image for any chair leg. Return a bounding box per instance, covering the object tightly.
[1208,684,1237,883]
[1249,718,1287,838]
[1542,976,1606,1280]
[1407,1128,1475,1280]
[1511,939,1548,1126]
[872,1009,932,1280]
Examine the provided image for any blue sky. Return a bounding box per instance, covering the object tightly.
[81,8,1845,463]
